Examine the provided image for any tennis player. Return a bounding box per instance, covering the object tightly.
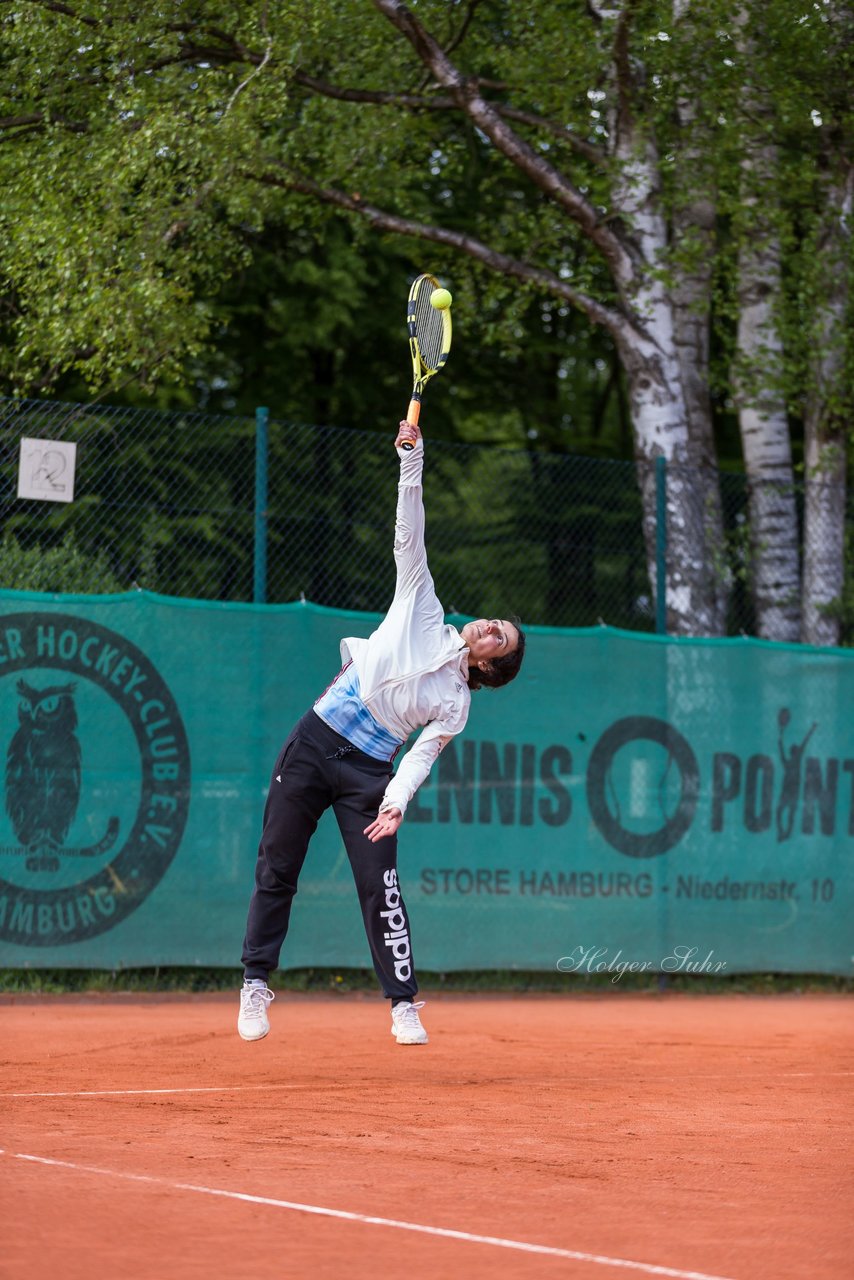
[238,420,525,1045]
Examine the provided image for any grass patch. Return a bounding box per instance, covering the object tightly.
[1,967,851,996]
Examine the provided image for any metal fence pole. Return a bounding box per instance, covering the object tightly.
[655,453,669,988]
[254,406,269,604]
[655,455,667,636]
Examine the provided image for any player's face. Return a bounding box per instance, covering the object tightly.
[461,618,519,664]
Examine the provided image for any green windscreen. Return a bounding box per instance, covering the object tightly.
[0,591,850,976]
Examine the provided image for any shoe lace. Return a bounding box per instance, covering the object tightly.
[394,1000,425,1028]
[243,985,274,1017]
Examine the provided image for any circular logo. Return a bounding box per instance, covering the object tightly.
[0,613,190,946]
[586,716,699,858]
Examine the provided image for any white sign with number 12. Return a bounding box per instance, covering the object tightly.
[18,437,77,503]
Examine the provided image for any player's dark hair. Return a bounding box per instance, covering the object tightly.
[468,619,526,692]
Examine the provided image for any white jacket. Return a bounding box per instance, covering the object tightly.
[339,438,471,816]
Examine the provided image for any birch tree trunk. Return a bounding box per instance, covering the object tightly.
[670,22,729,634]
[733,129,801,641]
[671,244,729,635]
[801,167,852,646]
[601,3,722,636]
[612,262,716,635]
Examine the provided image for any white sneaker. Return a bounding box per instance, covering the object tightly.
[390,1000,428,1045]
[238,981,274,1041]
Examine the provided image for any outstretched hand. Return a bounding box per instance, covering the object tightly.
[364,807,403,842]
[395,420,420,450]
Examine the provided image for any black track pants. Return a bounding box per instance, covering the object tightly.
[241,710,418,1000]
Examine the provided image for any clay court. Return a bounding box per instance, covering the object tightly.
[1,992,850,1280]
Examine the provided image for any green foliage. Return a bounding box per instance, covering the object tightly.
[0,530,123,593]
[0,0,850,470]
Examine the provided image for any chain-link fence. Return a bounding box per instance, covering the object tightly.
[0,396,850,641]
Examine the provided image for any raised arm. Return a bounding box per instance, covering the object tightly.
[391,420,429,600]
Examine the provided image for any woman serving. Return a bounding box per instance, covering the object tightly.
[238,419,525,1046]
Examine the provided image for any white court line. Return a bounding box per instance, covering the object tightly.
[2,1072,852,1100]
[6,1149,737,1280]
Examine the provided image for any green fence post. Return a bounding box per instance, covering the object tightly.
[655,455,667,635]
[655,453,668,986]
[254,406,269,604]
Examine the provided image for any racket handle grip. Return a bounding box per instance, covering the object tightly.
[402,398,421,451]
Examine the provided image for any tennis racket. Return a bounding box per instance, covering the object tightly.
[403,273,453,449]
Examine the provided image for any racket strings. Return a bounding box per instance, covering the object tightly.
[411,284,446,373]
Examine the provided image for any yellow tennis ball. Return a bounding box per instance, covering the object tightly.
[430,288,452,310]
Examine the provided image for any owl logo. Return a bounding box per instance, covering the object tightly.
[5,679,82,870]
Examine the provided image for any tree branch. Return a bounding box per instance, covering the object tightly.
[0,111,87,135]
[292,73,606,167]
[0,114,46,130]
[162,181,215,245]
[498,106,606,167]
[140,44,249,73]
[26,0,99,28]
[444,0,485,57]
[159,24,262,66]
[371,0,633,285]
[223,29,272,117]
[250,166,630,341]
[414,0,485,92]
[586,1,624,22]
